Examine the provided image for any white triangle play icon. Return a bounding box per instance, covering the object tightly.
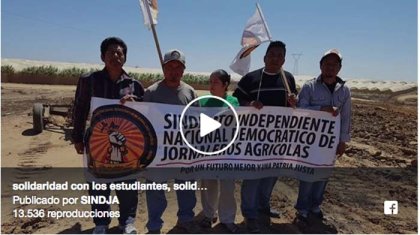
[200,113,221,137]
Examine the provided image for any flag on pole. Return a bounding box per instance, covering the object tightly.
[139,0,159,30]
[230,3,271,75]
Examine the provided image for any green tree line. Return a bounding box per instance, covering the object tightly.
[1,65,210,86]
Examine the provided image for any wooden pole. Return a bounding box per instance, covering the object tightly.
[143,0,164,71]
[280,67,292,95]
[256,3,292,95]
[256,3,272,40]
[150,24,164,71]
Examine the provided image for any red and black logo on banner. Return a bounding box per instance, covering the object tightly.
[86,105,157,178]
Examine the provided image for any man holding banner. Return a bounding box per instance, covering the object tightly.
[143,49,200,234]
[72,37,144,234]
[233,40,297,233]
[294,49,351,225]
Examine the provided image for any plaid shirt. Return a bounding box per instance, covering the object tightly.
[71,68,144,143]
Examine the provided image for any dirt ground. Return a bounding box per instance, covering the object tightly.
[1,83,418,234]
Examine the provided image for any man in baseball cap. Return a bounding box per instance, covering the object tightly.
[163,49,186,68]
[320,48,342,65]
[294,48,351,226]
[144,48,200,233]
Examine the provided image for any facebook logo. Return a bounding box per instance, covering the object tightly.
[384,201,398,215]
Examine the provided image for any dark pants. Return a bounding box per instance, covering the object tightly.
[295,180,328,215]
[241,177,277,219]
[88,180,138,226]
[145,179,197,231]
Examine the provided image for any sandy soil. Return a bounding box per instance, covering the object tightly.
[1,83,417,234]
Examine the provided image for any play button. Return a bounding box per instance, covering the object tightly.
[200,113,221,137]
[180,95,240,155]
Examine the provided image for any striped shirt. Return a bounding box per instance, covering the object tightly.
[233,68,297,107]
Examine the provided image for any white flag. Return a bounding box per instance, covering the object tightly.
[230,3,271,75]
[139,0,158,30]
[229,46,254,76]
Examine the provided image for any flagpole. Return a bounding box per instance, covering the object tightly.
[143,0,164,71]
[280,68,292,95]
[256,4,292,96]
[256,3,294,106]
[256,3,272,40]
[150,24,164,70]
[255,3,269,102]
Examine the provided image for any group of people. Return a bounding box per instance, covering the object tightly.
[72,37,351,234]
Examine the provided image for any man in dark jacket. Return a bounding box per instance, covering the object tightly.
[72,37,144,234]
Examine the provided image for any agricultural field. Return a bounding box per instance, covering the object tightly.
[1,83,417,234]
[1,64,210,89]
[0,59,418,234]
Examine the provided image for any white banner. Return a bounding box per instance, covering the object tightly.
[84,98,340,182]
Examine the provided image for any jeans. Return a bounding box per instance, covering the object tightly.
[295,180,328,215]
[146,179,197,231]
[201,179,236,223]
[241,177,277,219]
[88,180,138,226]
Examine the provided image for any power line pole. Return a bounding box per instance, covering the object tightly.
[292,53,303,75]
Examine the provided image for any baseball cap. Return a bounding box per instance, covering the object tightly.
[321,48,342,62]
[163,49,186,67]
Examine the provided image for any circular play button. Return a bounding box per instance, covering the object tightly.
[180,95,240,155]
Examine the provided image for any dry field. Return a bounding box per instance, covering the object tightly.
[1,82,417,234]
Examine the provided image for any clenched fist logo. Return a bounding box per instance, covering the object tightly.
[107,132,128,164]
[87,105,158,176]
